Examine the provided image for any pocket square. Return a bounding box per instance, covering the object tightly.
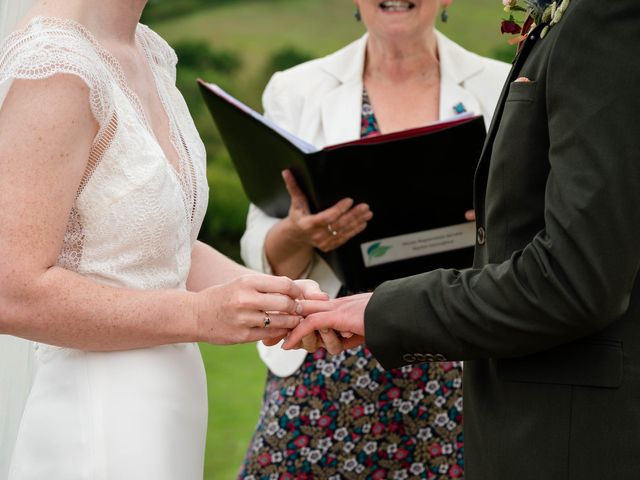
[514,76,533,83]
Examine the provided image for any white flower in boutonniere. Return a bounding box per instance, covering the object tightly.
[501,0,570,45]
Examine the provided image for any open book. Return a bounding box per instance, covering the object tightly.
[198,80,486,291]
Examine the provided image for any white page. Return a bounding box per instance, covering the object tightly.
[204,83,319,154]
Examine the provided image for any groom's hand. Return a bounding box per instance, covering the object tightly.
[282,293,372,353]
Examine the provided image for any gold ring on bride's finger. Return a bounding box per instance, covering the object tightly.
[263,312,271,328]
[327,223,338,236]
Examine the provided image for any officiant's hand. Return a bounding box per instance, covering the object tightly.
[282,169,373,253]
[281,293,372,354]
[195,275,326,345]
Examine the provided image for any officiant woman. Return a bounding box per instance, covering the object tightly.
[239,0,509,478]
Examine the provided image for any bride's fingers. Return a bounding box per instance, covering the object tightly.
[294,279,329,301]
[253,292,299,315]
[248,275,304,303]
[248,328,292,342]
[261,335,287,347]
[296,299,335,316]
[255,312,301,330]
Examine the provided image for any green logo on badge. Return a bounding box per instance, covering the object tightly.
[367,242,391,259]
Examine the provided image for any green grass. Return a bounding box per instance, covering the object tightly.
[146,1,511,477]
[200,343,266,479]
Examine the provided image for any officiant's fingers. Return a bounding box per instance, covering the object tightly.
[316,204,372,251]
[332,215,370,247]
[311,198,354,229]
[465,209,476,221]
[282,170,310,212]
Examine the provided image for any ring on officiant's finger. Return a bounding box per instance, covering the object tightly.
[263,312,271,328]
[327,223,338,236]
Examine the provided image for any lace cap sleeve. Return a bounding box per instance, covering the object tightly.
[137,24,178,83]
[0,17,113,126]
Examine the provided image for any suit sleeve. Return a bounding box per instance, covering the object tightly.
[365,0,640,367]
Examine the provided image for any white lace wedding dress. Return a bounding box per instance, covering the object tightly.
[0,17,209,479]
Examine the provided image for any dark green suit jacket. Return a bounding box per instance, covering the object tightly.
[365,1,640,478]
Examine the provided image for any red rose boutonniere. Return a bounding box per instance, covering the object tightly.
[501,0,571,46]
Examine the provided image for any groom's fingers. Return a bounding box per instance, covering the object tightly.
[301,332,320,352]
[318,329,343,355]
[283,313,337,348]
[342,335,365,350]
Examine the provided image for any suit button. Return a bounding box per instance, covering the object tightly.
[477,227,486,245]
[403,353,416,363]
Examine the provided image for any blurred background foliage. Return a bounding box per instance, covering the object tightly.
[142,0,514,477]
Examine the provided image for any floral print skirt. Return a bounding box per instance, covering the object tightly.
[238,346,464,479]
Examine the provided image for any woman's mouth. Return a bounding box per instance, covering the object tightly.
[379,1,416,12]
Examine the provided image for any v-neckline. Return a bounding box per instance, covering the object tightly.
[26,16,198,222]
[29,17,185,179]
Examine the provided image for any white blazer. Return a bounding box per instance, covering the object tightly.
[241,32,511,377]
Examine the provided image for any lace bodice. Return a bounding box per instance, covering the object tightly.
[0,17,209,290]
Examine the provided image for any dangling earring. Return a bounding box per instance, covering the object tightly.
[440,8,449,23]
[354,7,362,22]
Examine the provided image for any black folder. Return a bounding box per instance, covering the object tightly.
[198,80,486,292]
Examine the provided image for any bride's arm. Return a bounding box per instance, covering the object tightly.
[0,75,303,351]
[187,241,254,292]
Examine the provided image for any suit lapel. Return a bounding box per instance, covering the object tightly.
[474,25,545,213]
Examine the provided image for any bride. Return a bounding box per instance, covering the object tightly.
[0,0,326,478]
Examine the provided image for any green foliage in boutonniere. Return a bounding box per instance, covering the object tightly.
[501,0,570,42]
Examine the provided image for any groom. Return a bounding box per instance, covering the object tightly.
[285,0,640,478]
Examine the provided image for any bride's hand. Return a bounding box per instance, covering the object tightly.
[195,274,309,345]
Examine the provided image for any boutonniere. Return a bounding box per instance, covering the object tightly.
[501,0,570,44]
